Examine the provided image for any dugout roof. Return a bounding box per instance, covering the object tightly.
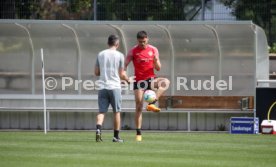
[0,20,269,96]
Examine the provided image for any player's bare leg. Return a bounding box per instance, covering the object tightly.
[112,112,123,142]
[96,113,105,125]
[113,112,120,131]
[134,89,144,141]
[152,77,170,99]
[146,77,170,112]
[96,113,105,142]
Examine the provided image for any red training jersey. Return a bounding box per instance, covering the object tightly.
[126,44,159,81]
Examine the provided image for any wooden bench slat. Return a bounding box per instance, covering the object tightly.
[159,96,254,109]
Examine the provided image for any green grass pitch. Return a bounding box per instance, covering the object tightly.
[0,131,276,167]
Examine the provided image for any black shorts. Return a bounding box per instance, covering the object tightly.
[133,78,154,90]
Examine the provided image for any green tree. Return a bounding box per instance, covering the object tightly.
[96,0,205,21]
[219,0,276,45]
[68,0,92,19]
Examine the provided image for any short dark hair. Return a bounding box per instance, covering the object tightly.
[137,31,148,39]
[108,35,119,46]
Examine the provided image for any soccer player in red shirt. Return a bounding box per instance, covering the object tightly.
[125,31,170,141]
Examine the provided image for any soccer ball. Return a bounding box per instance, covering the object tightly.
[143,90,156,103]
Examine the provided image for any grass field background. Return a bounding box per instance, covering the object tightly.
[0,131,276,167]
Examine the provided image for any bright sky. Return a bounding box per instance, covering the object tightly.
[200,1,236,20]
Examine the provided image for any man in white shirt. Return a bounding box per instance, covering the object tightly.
[94,35,129,142]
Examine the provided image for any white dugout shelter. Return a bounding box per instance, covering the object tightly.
[0,20,269,131]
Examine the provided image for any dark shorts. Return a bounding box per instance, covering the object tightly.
[133,78,154,90]
[98,89,122,113]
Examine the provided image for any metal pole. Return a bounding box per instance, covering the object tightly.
[187,112,191,132]
[62,24,82,95]
[204,25,222,95]
[156,25,175,96]
[41,48,47,134]
[94,0,97,20]
[14,23,35,94]
[201,0,205,20]
[211,0,215,20]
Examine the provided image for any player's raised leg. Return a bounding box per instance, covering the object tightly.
[146,77,170,112]
[153,77,170,99]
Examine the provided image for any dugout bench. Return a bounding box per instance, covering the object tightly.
[0,95,253,131]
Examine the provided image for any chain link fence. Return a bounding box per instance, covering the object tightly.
[0,0,236,20]
[0,0,275,44]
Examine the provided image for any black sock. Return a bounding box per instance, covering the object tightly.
[136,129,142,135]
[96,124,102,133]
[114,130,119,139]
